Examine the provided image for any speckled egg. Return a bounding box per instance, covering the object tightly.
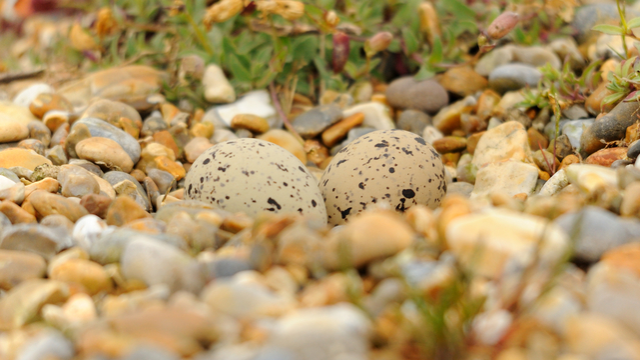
[185,138,327,222]
[320,129,446,225]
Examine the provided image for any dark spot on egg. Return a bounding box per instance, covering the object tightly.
[267,197,282,210]
[339,207,352,219]
[389,167,395,173]
[203,158,210,165]
[415,137,426,145]
[402,189,416,198]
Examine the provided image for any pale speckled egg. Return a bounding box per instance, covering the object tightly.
[320,129,446,225]
[185,138,327,222]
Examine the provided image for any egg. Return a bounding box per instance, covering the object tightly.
[185,138,327,222]
[320,129,446,225]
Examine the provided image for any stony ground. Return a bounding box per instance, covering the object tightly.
[3,1,640,360]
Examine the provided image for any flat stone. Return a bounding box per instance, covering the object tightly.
[488,63,542,93]
[102,171,150,211]
[106,195,151,226]
[80,99,141,127]
[0,279,69,330]
[447,208,569,278]
[585,147,628,167]
[203,64,236,103]
[342,102,394,130]
[432,136,467,153]
[555,206,640,262]
[321,112,364,148]
[73,117,141,163]
[439,66,488,96]
[0,200,36,224]
[0,249,46,290]
[396,109,431,135]
[58,65,166,110]
[322,210,414,269]
[205,90,275,127]
[385,76,449,113]
[76,137,134,173]
[58,165,100,198]
[0,148,52,171]
[0,224,73,260]
[0,113,29,143]
[471,160,539,199]
[121,238,203,293]
[230,114,270,134]
[29,190,89,223]
[50,258,112,295]
[292,104,343,139]
[581,100,640,155]
[472,121,531,169]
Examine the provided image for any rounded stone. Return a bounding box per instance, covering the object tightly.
[488,63,542,93]
[385,76,449,113]
[76,137,134,173]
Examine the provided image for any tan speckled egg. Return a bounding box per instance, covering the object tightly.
[320,129,446,225]
[185,138,327,222]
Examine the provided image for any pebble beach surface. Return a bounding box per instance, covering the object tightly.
[5,2,640,360]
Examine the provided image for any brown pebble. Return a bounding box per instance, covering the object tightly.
[80,193,112,218]
[189,121,215,138]
[231,114,270,134]
[130,169,146,183]
[153,156,185,180]
[466,131,484,155]
[0,250,46,290]
[118,117,140,139]
[303,140,329,166]
[321,112,365,147]
[627,122,640,145]
[105,195,151,226]
[432,136,467,154]
[528,127,549,151]
[64,123,91,159]
[0,200,36,224]
[585,147,628,167]
[50,258,113,295]
[24,178,60,198]
[29,190,89,223]
[152,130,180,159]
[29,93,73,119]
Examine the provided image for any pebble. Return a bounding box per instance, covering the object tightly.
[46,145,67,165]
[76,137,134,172]
[472,121,531,169]
[72,117,141,163]
[14,329,74,360]
[292,104,343,139]
[0,279,69,329]
[396,109,431,134]
[321,112,364,147]
[0,200,37,224]
[562,119,594,150]
[29,190,89,223]
[581,100,640,155]
[471,160,539,199]
[121,238,204,293]
[102,171,151,211]
[0,101,38,126]
[203,64,236,103]
[81,99,141,127]
[0,249,46,290]
[629,140,640,159]
[439,66,488,96]
[554,206,640,262]
[432,136,467,153]
[29,93,73,119]
[585,147,628,167]
[58,65,165,110]
[206,90,275,127]
[50,257,112,295]
[58,165,100,198]
[12,83,54,107]
[201,272,294,318]
[141,114,168,137]
[488,63,542,93]
[573,3,621,43]
[341,102,394,130]
[0,223,73,260]
[538,169,570,196]
[106,195,151,226]
[0,148,52,171]
[386,76,448,113]
[262,303,371,360]
[322,210,414,269]
[447,208,569,278]
[432,96,475,134]
[0,114,29,143]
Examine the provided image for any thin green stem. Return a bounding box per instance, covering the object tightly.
[618,0,630,57]
[184,11,214,56]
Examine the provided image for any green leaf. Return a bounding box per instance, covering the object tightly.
[402,28,419,55]
[440,0,474,22]
[415,65,436,81]
[428,37,443,65]
[592,24,624,35]
[292,35,318,64]
[228,53,252,82]
[603,91,627,105]
[628,17,640,29]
